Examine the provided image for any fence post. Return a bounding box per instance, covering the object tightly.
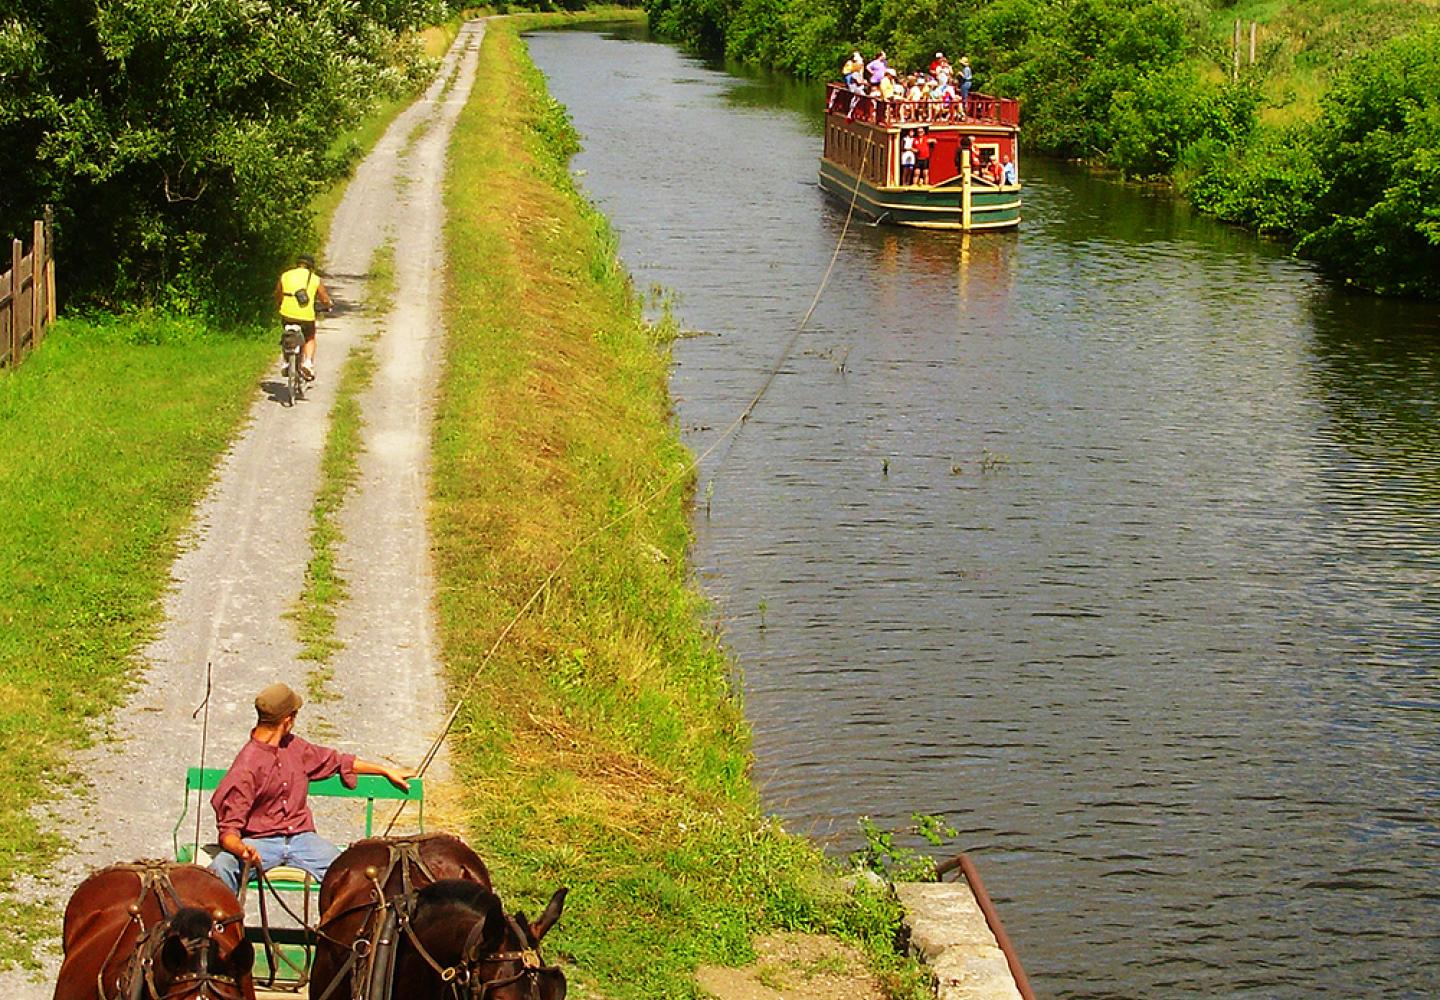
[10,238,20,366]
[44,205,56,329]
[31,219,45,350]
[1232,19,1241,82]
[1250,22,1257,66]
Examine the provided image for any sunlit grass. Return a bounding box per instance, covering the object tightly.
[434,15,928,999]
[1207,0,1440,123]
[0,316,271,965]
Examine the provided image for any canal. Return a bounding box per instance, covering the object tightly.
[524,24,1440,1000]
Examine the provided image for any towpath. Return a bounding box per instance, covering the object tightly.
[0,21,485,996]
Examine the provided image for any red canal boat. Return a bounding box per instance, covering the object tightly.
[819,84,1022,230]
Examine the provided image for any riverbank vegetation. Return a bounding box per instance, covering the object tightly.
[435,13,927,997]
[645,0,1440,298]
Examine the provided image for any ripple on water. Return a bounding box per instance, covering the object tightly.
[526,26,1440,999]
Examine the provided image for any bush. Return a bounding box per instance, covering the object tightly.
[0,0,453,313]
[1296,26,1440,296]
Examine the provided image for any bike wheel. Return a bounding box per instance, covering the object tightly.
[288,354,303,405]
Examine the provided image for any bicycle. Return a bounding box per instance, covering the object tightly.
[280,323,306,406]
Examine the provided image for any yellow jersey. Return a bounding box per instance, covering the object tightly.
[278,266,321,322]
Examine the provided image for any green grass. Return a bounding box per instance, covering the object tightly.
[290,344,377,680]
[1205,0,1440,124]
[0,315,271,966]
[434,15,928,999]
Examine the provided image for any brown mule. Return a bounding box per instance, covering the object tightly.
[309,834,566,1000]
[54,860,255,1000]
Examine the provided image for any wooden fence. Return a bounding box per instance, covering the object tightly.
[1,211,57,371]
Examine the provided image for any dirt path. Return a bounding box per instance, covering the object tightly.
[0,22,484,996]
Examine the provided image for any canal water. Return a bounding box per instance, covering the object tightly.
[524,25,1440,1000]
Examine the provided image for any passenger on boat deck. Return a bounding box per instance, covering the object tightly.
[866,51,888,85]
[958,56,973,108]
[1001,155,1017,185]
[914,127,934,185]
[843,50,864,85]
[930,52,947,75]
[900,131,916,185]
[954,134,973,174]
[879,68,899,100]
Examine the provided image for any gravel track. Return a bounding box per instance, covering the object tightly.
[0,22,485,996]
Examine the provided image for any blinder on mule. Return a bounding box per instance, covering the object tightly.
[136,913,248,1000]
[460,913,564,999]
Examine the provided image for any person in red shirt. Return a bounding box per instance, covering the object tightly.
[914,128,936,185]
[208,683,410,892]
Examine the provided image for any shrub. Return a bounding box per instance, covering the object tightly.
[1296,26,1440,296]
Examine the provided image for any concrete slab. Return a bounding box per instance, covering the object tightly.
[895,882,1023,1000]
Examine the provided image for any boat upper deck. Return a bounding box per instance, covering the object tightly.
[824,83,1020,130]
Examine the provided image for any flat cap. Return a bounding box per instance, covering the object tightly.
[255,682,303,723]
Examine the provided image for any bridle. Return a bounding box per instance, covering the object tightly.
[130,915,248,1000]
[318,878,561,1000]
[405,908,563,1000]
[96,861,247,1000]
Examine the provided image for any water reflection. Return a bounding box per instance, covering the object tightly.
[526,25,1440,1000]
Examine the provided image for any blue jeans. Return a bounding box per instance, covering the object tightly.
[209,832,340,893]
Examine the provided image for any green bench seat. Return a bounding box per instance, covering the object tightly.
[173,766,424,892]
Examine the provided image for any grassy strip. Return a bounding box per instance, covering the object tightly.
[289,347,377,681]
[0,317,271,966]
[291,241,394,690]
[436,16,927,999]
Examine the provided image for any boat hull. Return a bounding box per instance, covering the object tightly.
[818,158,1021,230]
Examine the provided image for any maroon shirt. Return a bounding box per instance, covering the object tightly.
[211,733,357,840]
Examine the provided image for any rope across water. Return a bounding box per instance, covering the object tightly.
[385,128,879,832]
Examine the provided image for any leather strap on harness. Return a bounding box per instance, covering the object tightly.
[95,862,244,1000]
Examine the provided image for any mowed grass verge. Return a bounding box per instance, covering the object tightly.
[0,317,272,965]
[435,16,926,999]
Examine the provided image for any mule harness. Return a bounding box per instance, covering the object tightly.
[309,839,558,1000]
[93,861,245,1000]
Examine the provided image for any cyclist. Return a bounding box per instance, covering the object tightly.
[274,253,333,380]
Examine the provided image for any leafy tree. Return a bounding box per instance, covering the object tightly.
[0,0,446,312]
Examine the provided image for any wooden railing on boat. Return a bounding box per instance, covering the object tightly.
[824,83,1020,128]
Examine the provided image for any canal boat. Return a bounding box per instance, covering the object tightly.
[819,84,1021,230]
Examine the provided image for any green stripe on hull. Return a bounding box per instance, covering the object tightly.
[818,160,1021,230]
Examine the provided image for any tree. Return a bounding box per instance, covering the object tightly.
[0,0,445,312]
